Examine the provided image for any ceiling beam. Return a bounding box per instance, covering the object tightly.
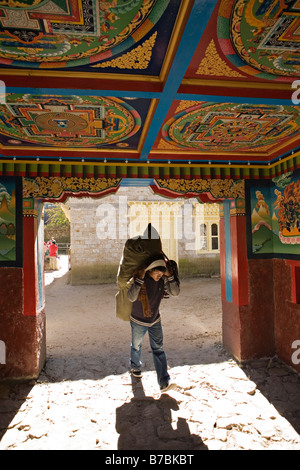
[139,0,219,161]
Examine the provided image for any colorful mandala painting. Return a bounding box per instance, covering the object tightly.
[218,0,300,80]
[162,102,300,152]
[0,94,144,148]
[0,0,169,68]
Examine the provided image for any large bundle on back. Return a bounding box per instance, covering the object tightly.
[116,224,162,321]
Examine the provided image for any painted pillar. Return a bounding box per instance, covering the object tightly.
[243,174,300,373]
[273,259,300,373]
[23,198,45,316]
[220,198,276,362]
[0,197,46,380]
[22,198,46,376]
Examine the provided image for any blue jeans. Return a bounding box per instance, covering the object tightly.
[130,320,170,387]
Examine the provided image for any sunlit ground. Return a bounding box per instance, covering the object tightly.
[45,254,69,286]
[1,358,299,450]
[0,259,299,450]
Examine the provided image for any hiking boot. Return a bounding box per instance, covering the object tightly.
[160,382,176,393]
[131,369,142,378]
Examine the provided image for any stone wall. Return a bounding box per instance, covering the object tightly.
[69,187,220,284]
[44,226,70,245]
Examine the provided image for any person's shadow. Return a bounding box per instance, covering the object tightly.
[116,376,208,450]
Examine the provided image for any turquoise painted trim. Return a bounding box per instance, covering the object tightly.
[140,0,219,160]
[223,200,232,303]
[37,200,44,311]
[226,54,246,68]
[120,178,154,186]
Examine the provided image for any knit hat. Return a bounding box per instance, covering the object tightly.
[145,256,166,272]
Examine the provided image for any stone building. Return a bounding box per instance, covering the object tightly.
[69,186,220,284]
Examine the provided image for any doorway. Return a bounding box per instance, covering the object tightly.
[43,184,223,381]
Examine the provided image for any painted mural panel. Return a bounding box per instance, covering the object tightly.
[0,94,149,150]
[161,102,300,154]
[218,0,300,80]
[0,0,181,75]
[247,169,300,259]
[0,177,22,266]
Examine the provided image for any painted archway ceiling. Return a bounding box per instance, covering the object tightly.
[0,0,299,174]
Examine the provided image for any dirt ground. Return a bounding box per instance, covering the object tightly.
[45,256,224,377]
[0,256,300,451]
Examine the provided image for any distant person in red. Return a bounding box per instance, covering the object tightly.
[49,240,58,270]
[47,237,55,248]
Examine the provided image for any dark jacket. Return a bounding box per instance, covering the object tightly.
[127,272,180,326]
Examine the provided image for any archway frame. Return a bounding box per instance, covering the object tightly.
[21,174,247,376]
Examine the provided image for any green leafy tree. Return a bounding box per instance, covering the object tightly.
[45,203,70,228]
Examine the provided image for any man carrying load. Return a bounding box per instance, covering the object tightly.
[127,253,180,393]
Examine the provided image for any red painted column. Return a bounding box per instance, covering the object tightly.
[275,260,300,373]
[219,204,226,302]
[23,211,38,316]
[21,198,46,376]
[221,198,276,362]
[221,199,249,361]
[0,197,46,380]
[230,205,248,307]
